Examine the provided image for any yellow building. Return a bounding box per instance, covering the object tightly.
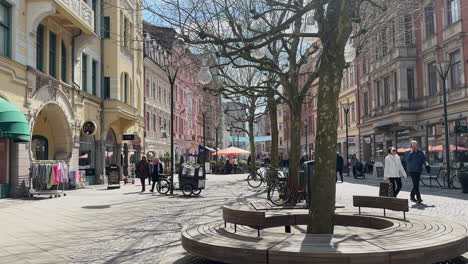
[337,62,359,167]
[0,0,143,198]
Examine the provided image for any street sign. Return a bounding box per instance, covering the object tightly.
[454,126,467,134]
[123,134,135,141]
[82,121,97,136]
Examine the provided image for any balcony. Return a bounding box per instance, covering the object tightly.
[103,100,139,130]
[28,0,95,36]
[443,21,462,42]
[55,0,94,34]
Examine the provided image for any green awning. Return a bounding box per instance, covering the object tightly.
[0,98,31,142]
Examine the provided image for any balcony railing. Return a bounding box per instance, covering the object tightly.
[56,0,94,32]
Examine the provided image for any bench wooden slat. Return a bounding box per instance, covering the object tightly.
[353,195,409,212]
[223,206,266,227]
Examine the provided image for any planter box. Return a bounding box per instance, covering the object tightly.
[0,184,10,199]
[85,176,96,185]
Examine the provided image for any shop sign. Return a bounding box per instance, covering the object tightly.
[132,135,141,146]
[375,134,384,142]
[123,134,135,141]
[82,121,97,136]
[364,137,372,144]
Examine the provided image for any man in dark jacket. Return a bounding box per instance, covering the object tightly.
[136,156,151,192]
[150,158,164,192]
[404,140,428,203]
[336,153,344,183]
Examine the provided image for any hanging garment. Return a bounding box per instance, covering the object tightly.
[61,162,69,183]
[47,164,53,189]
[38,164,47,186]
[52,164,60,185]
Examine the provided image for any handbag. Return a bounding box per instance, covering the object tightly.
[425,165,431,174]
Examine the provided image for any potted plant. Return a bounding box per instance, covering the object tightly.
[458,163,468,194]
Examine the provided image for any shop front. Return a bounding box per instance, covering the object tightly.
[0,98,31,198]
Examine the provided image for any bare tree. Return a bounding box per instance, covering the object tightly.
[144,0,417,234]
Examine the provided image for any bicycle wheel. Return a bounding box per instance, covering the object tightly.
[268,182,291,206]
[247,173,263,188]
[450,174,462,189]
[156,179,170,194]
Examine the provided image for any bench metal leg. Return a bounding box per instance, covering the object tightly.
[224,221,226,228]
[403,211,406,220]
[234,224,237,233]
[358,207,361,215]
[285,226,291,233]
[258,228,260,237]
[384,209,386,217]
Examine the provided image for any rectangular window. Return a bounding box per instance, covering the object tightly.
[363,92,369,116]
[351,102,355,122]
[104,77,110,99]
[124,73,128,103]
[404,15,413,45]
[447,0,460,25]
[407,68,415,100]
[103,16,110,38]
[92,0,97,32]
[0,0,11,58]
[49,32,57,78]
[428,61,438,96]
[393,71,398,102]
[36,25,45,71]
[362,56,368,74]
[349,65,355,86]
[450,49,462,89]
[123,18,128,47]
[381,28,388,55]
[383,77,390,105]
[376,80,383,107]
[92,60,97,96]
[424,6,435,38]
[61,41,67,82]
[82,54,88,92]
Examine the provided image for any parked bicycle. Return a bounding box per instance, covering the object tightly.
[246,165,284,188]
[268,178,306,206]
[440,167,462,189]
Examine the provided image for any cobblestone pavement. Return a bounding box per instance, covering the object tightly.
[0,173,467,264]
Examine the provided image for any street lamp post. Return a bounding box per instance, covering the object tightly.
[165,65,178,195]
[198,58,213,173]
[342,103,350,177]
[436,60,453,188]
[303,120,309,160]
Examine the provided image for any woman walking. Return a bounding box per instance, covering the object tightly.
[384,147,407,197]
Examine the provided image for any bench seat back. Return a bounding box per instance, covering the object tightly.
[222,206,265,227]
[353,196,409,212]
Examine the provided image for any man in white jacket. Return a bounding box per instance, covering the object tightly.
[384,147,407,197]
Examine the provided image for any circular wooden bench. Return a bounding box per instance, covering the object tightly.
[182,206,468,264]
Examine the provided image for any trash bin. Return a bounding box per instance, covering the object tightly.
[107,164,121,189]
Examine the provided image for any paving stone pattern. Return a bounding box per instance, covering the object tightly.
[0,173,466,264]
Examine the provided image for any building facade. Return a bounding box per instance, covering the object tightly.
[0,0,143,197]
[357,0,468,165]
[143,24,171,160]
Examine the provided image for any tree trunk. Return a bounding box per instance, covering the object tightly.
[288,102,302,185]
[307,0,355,234]
[267,96,279,169]
[248,118,256,174]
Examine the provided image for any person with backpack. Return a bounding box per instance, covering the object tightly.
[136,156,150,192]
[384,147,407,197]
[336,153,344,183]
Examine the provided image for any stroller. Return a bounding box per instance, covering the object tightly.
[353,161,365,179]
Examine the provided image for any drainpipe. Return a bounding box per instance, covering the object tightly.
[99,0,106,183]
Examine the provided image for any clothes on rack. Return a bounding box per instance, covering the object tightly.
[30,161,69,190]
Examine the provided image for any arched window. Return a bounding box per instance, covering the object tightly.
[121,72,130,104]
[152,114,156,131]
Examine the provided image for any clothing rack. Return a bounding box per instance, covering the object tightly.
[28,160,69,198]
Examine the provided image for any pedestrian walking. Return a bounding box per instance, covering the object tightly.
[148,159,154,186]
[136,156,150,192]
[336,153,344,183]
[150,158,164,192]
[384,147,407,197]
[404,140,428,203]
